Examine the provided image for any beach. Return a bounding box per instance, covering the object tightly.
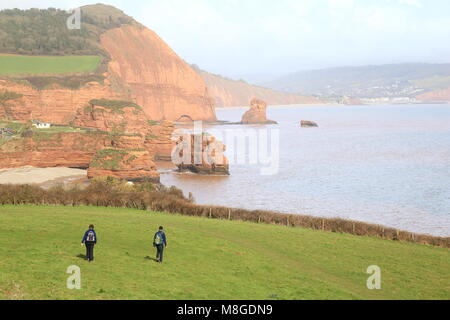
[0,167,87,185]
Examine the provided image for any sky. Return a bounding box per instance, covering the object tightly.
[2,0,450,80]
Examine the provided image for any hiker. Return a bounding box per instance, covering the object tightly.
[153,226,167,263]
[81,224,97,262]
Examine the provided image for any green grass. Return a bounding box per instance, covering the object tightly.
[31,126,87,134]
[89,99,143,113]
[412,76,450,90]
[0,120,27,132]
[0,205,449,300]
[0,55,101,76]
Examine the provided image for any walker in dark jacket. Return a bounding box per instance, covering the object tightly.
[81,225,97,262]
[153,226,167,263]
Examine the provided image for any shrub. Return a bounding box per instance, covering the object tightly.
[0,91,23,104]
[0,181,448,249]
[89,99,142,113]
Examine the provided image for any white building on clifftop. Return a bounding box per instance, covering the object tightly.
[32,120,51,129]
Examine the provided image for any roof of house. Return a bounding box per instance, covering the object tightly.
[32,120,50,125]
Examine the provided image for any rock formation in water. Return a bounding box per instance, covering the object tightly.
[300,120,319,128]
[241,99,277,124]
[173,133,229,175]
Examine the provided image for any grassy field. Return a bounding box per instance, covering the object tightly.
[0,54,101,75]
[0,205,449,300]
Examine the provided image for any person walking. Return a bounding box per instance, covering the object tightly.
[153,226,167,263]
[81,224,97,262]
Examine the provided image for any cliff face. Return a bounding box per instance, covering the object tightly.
[0,5,222,180]
[0,80,126,124]
[87,149,159,182]
[199,71,321,107]
[0,130,163,181]
[101,25,217,122]
[72,104,175,161]
[73,104,149,135]
[0,133,108,169]
[416,88,450,102]
[0,27,217,124]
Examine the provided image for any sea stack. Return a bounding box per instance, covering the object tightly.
[241,99,278,125]
[174,133,230,175]
[301,120,319,127]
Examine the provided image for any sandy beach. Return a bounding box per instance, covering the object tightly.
[0,167,87,185]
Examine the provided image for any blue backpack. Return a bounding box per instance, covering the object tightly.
[154,232,164,245]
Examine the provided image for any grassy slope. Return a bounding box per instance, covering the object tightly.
[0,55,101,76]
[0,205,448,300]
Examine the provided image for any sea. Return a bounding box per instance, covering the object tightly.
[161,104,450,236]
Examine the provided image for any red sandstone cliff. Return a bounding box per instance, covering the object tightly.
[416,88,450,102]
[199,70,322,107]
[0,26,217,124]
[0,133,108,169]
[87,149,159,182]
[0,131,162,181]
[0,5,228,180]
[101,25,217,122]
[0,80,126,125]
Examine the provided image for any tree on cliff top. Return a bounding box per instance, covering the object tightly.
[0,4,139,57]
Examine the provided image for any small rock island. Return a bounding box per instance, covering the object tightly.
[241,99,278,125]
[301,120,319,128]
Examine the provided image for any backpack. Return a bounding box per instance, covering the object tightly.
[86,231,96,242]
[154,232,163,246]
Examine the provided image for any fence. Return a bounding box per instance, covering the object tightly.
[0,183,449,248]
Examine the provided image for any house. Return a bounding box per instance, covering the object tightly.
[32,120,51,129]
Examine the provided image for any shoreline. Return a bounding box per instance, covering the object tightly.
[215,102,450,110]
[0,166,448,241]
[0,167,87,185]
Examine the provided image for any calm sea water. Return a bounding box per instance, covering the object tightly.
[161,104,450,236]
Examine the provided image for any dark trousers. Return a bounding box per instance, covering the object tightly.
[85,242,95,261]
[156,244,164,262]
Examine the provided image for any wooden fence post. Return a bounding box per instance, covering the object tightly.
[258,216,261,224]
[209,208,212,219]
[352,223,356,234]
[228,209,231,220]
[322,219,325,231]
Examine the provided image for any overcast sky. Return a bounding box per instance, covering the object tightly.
[2,0,450,79]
